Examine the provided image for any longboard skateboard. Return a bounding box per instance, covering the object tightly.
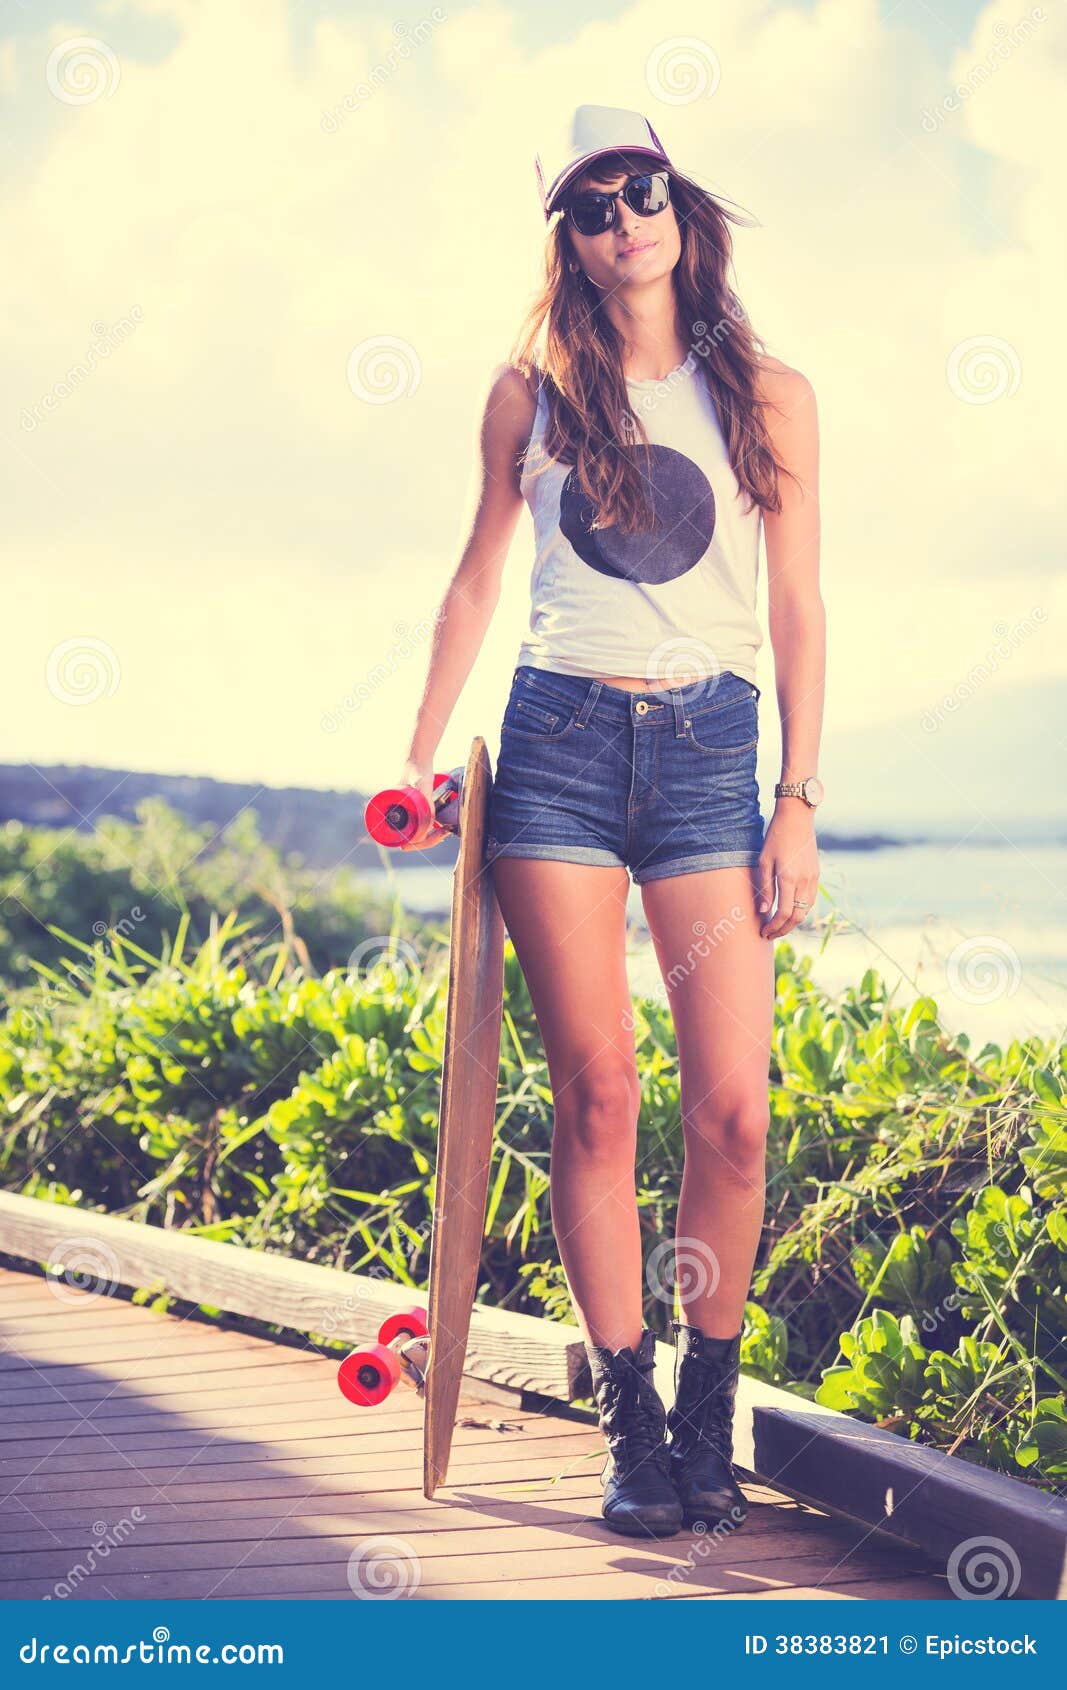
[342,738,506,1499]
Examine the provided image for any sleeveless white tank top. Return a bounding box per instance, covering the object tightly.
[515,352,763,684]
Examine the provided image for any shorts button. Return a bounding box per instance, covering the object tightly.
[635,700,649,715]
[684,718,691,726]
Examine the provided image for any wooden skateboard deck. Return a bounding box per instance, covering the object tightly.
[422,736,506,1498]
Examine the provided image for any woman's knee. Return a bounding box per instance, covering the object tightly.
[553,1060,639,1160]
[683,1097,770,1182]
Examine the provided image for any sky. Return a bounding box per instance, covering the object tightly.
[3,0,1065,830]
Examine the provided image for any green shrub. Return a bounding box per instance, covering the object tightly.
[0,906,1063,1490]
[0,799,419,986]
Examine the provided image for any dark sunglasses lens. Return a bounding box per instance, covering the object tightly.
[624,173,669,216]
[569,194,611,235]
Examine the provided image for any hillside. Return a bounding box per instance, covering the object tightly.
[0,763,402,873]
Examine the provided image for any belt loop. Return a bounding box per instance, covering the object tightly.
[671,687,688,738]
[574,679,604,729]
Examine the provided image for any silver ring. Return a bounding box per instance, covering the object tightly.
[792,899,810,910]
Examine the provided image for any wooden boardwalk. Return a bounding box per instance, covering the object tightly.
[0,1265,950,1601]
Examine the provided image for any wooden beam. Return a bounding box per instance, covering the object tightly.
[653,1347,1067,1601]
[0,1192,584,1401]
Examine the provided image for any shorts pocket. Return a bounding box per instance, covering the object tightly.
[502,694,578,741]
[682,684,759,756]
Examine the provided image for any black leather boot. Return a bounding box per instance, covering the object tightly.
[585,1328,684,1538]
[666,1322,748,1527]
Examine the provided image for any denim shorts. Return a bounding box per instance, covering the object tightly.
[486,666,766,885]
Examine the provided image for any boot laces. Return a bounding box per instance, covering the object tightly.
[673,1355,734,1459]
[600,1365,670,1478]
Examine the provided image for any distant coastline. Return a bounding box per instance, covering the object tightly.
[1,763,1061,872]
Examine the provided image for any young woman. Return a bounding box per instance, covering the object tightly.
[400,106,824,1538]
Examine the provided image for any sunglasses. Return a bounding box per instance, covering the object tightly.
[563,170,672,237]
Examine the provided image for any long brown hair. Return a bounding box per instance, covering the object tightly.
[509,150,785,532]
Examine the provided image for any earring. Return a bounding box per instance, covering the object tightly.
[568,260,581,275]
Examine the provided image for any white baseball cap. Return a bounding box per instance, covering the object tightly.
[535,103,673,222]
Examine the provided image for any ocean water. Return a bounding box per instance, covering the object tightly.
[362,842,1067,1049]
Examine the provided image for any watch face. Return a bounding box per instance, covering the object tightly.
[803,777,825,807]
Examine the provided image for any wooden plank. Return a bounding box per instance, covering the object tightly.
[0,1526,935,1587]
[0,1381,498,1438]
[0,1418,596,1476]
[424,739,506,1498]
[0,1549,943,1602]
[0,1514,933,1575]
[0,1499,820,1556]
[241,1574,949,1602]
[0,1195,583,1402]
[0,1360,334,1415]
[0,1331,287,1372]
[0,1345,325,1395]
[0,1477,608,1538]
[0,1426,606,1493]
[0,1476,797,1540]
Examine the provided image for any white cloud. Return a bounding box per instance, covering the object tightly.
[2,0,1063,810]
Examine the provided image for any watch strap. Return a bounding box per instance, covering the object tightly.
[775,778,821,807]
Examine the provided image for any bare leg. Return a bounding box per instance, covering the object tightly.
[640,865,774,1337]
[489,857,642,1353]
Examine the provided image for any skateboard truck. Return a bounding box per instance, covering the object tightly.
[364,770,464,852]
[337,1306,430,1407]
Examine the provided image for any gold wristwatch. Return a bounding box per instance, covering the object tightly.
[774,777,824,808]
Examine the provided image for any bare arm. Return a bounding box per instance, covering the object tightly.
[756,360,825,938]
[402,366,536,778]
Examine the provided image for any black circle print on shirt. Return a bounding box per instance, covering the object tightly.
[559,446,716,584]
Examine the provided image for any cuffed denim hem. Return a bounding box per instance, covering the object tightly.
[632,849,761,885]
[485,840,626,870]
